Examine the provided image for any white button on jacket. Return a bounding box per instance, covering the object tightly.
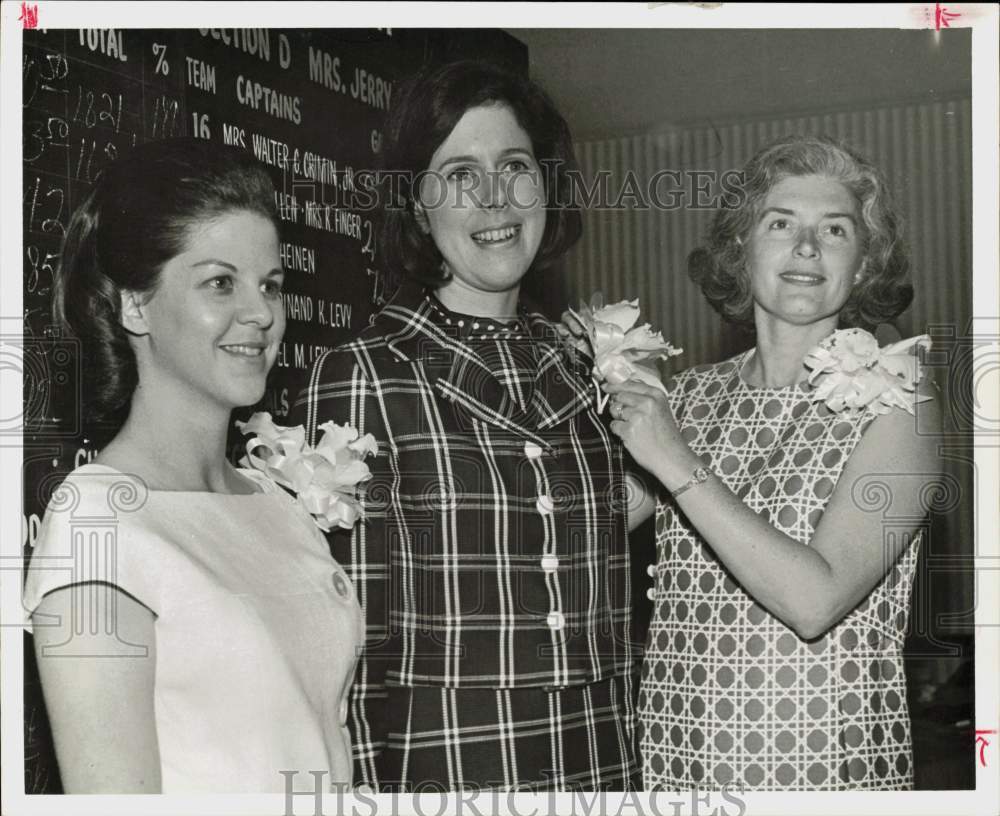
[524,441,543,460]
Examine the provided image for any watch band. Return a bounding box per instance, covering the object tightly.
[671,465,712,497]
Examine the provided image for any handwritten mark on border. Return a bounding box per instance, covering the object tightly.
[19,2,39,28]
[975,729,997,768]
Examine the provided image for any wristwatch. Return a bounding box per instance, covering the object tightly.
[671,466,712,497]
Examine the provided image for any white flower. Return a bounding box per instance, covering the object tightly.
[235,412,377,531]
[803,329,933,415]
[568,292,682,412]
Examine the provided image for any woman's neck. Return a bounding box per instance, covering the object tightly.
[96,384,245,493]
[746,315,838,388]
[433,279,520,320]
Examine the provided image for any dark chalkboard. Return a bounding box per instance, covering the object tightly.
[21,26,525,793]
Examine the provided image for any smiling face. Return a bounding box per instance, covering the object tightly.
[746,173,866,332]
[416,103,547,304]
[127,210,285,412]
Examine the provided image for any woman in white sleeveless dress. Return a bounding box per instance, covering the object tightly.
[23,138,363,793]
[601,136,941,790]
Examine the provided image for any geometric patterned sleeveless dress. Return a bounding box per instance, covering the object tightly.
[638,351,919,791]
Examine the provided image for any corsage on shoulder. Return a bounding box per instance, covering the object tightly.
[567,293,682,412]
[235,412,377,531]
[803,328,933,415]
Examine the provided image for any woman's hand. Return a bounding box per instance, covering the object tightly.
[556,309,590,353]
[603,379,700,488]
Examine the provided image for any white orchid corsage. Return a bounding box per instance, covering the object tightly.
[803,328,933,415]
[235,412,377,531]
[567,293,683,412]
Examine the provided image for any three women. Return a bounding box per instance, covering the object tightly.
[26,63,938,796]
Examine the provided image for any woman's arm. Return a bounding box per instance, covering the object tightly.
[32,584,160,793]
[625,471,657,531]
[606,379,942,639]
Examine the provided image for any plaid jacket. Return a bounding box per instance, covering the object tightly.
[290,284,637,784]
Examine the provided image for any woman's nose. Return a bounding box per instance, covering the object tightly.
[793,227,820,258]
[236,286,275,327]
[481,169,508,210]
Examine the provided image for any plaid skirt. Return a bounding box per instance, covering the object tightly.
[375,673,640,791]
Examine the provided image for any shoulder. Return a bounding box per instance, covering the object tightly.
[308,316,413,385]
[38,464,150,525]
[861,375,941,450]
[25,465,157,621]
[297,340,378,404]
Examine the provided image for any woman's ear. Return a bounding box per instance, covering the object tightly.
[120,291,150,336]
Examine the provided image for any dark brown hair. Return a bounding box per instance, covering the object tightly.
[380,60,582,287]
[54,137,278,422]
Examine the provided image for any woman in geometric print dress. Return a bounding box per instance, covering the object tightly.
[603,135,941,790]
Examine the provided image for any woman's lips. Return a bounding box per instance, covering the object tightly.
[219,343,267,358]
[471,225,520,245]
[779,271,826,285]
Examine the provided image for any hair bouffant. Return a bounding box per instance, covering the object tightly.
[54,137,278,423]
[688,134,912,332]
[380,59,582,287]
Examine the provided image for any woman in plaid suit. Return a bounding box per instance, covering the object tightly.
[290,61,648,792]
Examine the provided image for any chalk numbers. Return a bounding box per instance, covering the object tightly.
[24,114,69,163]
[150,94,180,139]
[191,111,212,140]
[366,267,385,307]
[25,244,58,296]
[24,176,65,238]
[361,218,376,261]
[22,50,68,108]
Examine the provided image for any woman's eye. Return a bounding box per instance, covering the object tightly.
[504,159,529,173]
[262,279,283,297]
[826,223,848,237]
[768,219,789,231]
[208,275,234,291]
[447,167,474,181]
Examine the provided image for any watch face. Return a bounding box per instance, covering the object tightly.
[673,466,710,496]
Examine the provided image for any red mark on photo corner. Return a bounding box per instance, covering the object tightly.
[975,729,997,768]
[19,2,38,29]
[935,3,961,30]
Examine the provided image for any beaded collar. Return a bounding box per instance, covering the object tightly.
[424,293,530,342]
